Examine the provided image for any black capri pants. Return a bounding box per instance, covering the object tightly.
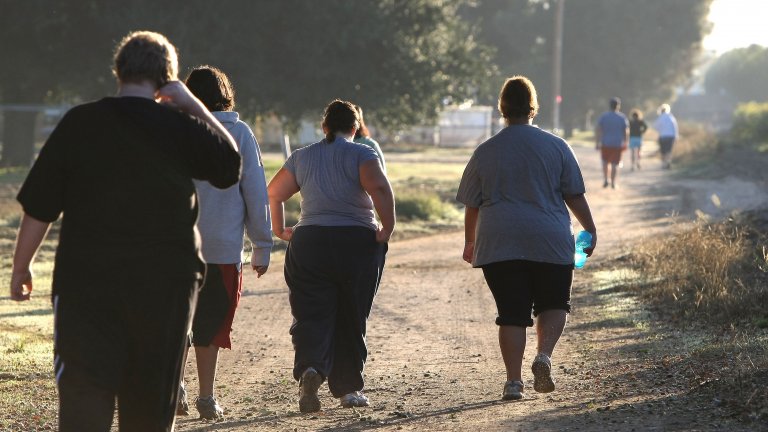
[285,225,387,397]
[481,260,573,327]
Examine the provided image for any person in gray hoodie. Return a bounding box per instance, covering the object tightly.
[179,66,273,420]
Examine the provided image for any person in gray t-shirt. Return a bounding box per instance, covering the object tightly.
[268,99,394,413]
[457,76,597,401]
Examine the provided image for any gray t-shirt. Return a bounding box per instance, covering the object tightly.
[456,124,586,267]
[284,136,380,230]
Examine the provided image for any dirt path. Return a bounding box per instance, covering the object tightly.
[175,143,767,432]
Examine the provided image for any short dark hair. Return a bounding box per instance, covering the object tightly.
[610,97,621,110]
[113,31,178,89]
[322,100,360,142]
[498,76,539,121]
[185,66,235,112]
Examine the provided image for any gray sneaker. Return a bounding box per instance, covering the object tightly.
[298,367,323,413]
[531,353,555,393]
[195,395,224,420]
[502,380,524,400]
[176,383,190,416]
[339,391,369,408]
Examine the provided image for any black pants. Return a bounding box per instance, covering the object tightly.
[54,261,202,432]
[285,226,387,397]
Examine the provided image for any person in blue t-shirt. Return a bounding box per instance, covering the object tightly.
[595,97,629,189]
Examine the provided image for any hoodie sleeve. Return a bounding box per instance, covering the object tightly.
[238,123,273,267]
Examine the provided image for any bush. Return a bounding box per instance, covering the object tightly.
[730,102,768,147]
[395,191,460,221]
[629,211,768,323]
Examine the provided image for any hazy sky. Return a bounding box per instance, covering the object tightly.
[704,0,768,53]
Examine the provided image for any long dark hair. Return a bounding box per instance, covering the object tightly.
[185,65,235,112]
[322,99,360,143]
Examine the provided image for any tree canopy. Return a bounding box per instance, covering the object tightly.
[704,44,768,104]
[464,0,713,131]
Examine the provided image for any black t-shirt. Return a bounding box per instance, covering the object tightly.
[629,119,648,137]
[17,97,241,296]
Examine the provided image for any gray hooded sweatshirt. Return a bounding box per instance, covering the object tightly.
[194,111,272,266]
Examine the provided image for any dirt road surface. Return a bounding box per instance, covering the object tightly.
[175,143,767,432]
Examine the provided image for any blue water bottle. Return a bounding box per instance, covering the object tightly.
[574,230,592,269]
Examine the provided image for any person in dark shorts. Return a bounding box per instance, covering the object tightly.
[457,76,597,401]
[267,100,394,413]
[628,109,648,171]
[654,103,679,169]
[9,31,240,432]
[595,97,629,189]
[176,66,273,421]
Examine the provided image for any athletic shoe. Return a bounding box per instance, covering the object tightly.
[603,180,609,188]
[176,383,190,416]
[502,380,524,400]
[195,395,224,420]
[340,391,370,408]
[531,353,555,393]
[299,367,323,413]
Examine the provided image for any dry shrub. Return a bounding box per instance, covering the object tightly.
[630,212,768,323]
[671,121,720,164]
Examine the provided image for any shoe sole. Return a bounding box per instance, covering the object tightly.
[299,370,322,413]
[340,397,370,408]
[502,392,523,401]
[532,360,555,393]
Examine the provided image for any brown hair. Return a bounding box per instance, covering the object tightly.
[498,76,539,122]
[185,66,235,112]
[113,31,178,89]
[322,100,360,143]
[630,109,643,120]
[354,105,371,139]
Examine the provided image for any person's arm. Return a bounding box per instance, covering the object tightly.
[360,159,395,243]
[10,214,52,301]
[240,132,272,277]
[267,167,300,242]
[594,124,602,150]
[463,206,479,264]
[564,193,597,256]
[623,126,630,149]
[157,81,237,152]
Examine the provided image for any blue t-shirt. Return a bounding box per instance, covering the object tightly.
[284,136,380,230]
[597,111,629,147]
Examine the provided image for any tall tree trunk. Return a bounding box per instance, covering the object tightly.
[1,110,38,167]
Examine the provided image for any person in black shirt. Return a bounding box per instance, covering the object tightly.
[10,31,240,432]
[628,109,648,171]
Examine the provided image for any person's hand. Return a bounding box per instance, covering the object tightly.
[584,232,597,257]
[375,226,393,243]
[276,226,293,242]
[156,81,201,113]
[10,268,33,301]
[252,265,268,278]
[462,242,474,264]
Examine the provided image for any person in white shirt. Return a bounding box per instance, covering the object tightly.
[654,104,678,169]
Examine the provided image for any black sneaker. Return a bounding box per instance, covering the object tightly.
[299,367,323,413]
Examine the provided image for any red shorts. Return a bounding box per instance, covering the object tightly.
[191,263,243,349]
[601,146,624,165]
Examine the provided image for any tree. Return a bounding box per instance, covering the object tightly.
[463,0,713,132]
[704,44,768,103]
[0,0,493,165]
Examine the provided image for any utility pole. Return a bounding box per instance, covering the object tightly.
[552,0,565,135]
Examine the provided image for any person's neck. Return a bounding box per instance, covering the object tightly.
[117,81,158,99]
[506,116,532,126]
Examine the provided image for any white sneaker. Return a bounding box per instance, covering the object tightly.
[502,380,524,400]
[339,391,369,408]
[531,353,555,393]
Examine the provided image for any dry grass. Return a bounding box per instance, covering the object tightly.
[626,210,768,423]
